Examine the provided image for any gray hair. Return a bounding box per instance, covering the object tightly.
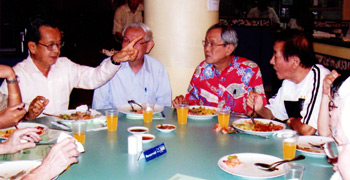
[207,23,239,49]
[121,22,153,41]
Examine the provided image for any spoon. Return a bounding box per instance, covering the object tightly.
[128,100,143,112]
[255,155,305,171]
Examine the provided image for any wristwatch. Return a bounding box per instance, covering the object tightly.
[110,57,121,65]
[6,75,19,84]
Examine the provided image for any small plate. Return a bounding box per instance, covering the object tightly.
[232,118,286,136]
[127,126,149,135]
[156,124,176,133]
[218,153,286,178]
[0,122,49,139]
[297,135,334,157]
[188,105,217,120]
[142,134,155,143]
[49,109,102,122]
[0,160,42,180]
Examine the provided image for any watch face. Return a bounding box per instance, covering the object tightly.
[6,76,19,84]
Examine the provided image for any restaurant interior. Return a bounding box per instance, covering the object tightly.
[0,0,349,108]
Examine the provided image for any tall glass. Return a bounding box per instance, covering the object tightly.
[105,109,118,131]
[217,109,230,129]
[72,121,87,144]
[142,103,154,123]
[176,104,189,124]
[282,133,298,160]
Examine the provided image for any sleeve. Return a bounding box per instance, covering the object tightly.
[92,81,113,109]
[155,67,172,107]
[69,57,120,90]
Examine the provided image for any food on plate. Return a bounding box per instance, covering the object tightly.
[59,111,97,120]
[235,120,284,132]
[223,155,242,167]
[0,126,45,138]
[188,106,216,115]
[156,124,176,130]
[296,145,324,153]
[213,124,237,134]
[142,136,154,141]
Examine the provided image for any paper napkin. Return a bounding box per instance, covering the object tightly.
[57,132,85,153]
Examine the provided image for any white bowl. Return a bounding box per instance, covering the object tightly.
[155,124,176,133]
[127,126,149,134]
[141,134,155,143]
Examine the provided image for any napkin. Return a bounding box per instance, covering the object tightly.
[57,132,85,153]
[273,129,297,138]
[59,116,107,132]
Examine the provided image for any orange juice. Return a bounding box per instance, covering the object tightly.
[177,107,189,124]
[218,113,230,129]
[107,115,118,131]
[143,111,153,123]
[283,141,296,159]
[73,132,86,144]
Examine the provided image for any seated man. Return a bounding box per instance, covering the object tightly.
[92,22,172,109]
[0,128,80,180]
[247,30,330,135]
[172,23,266,114]
[0,17,141,120]
[0,65,26,128]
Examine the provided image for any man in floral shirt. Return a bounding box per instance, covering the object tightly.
[172,23,266,114]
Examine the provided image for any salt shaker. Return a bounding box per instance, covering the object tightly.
[128,135,138,155]
[135,135,143,152]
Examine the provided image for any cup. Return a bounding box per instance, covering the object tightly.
[176,104,189,124]
[282,133,298,160]
[217,109,230,129]
[284,162,305,180]
[105,109,118,131]
[142,103,154,123]
[72,121,87,144]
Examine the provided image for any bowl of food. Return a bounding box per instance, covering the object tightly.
[127,126,149,135]
[188,105,217,120]
[155,124,176,133]
[141,134,155,143]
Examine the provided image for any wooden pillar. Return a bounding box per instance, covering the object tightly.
[343,0,350,20]
[144,0,219,98]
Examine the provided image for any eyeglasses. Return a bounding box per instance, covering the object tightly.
[123,39,149,45]
[202,40,226,48]
[38,42,64,51]
[329,98,338,111]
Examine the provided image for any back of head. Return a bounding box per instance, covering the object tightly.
[121,22,153,41]
[207,23,239,53]
[25,16,58,44]
[274,29,316,68]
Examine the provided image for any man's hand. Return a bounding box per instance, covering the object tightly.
[23,138,80,180]
[246,91,264,113]
[323,70,340,95]
[0,127,41,154]
[25,96,49,120]
[0,103,26,128]
[111,36,142,63]
[172,95,188,107]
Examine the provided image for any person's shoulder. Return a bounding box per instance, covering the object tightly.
[235,56,259,68]
[313,64,331,76]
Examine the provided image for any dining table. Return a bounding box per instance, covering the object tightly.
[1,107,334,180]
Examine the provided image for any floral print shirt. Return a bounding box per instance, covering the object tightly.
[185,56,267,113]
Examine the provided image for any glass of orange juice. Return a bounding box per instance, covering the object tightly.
[218,109,230,129]
[72,121,87,144]
[176,104,189,124]
[142,103,154,123]
[105,109,118,131]
[282,133,298,160]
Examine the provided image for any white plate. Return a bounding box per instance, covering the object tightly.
[0,122,49,139]
[142,134,155,143]
[118,104,164,119]
[218,153,286,179]
[0,160,41,180]
[49,109,102,122]
[155,124,176,133]
[297,136,334,157]
[232,118,286,136]
[187,105,217,120]
[127,126,149,135]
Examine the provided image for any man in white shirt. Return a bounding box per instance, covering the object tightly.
[0,17,141,120]
[92,22,172,109]
[247,30,329,135]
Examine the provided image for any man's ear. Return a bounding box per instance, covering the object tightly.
[28,41,37,54]
[290,56,301,69]
[225,44,235,56]
[145,40,154,54]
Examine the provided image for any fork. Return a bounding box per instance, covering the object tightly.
[250,88,256,125]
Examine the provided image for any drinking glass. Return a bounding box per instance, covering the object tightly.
[284,162,305,180]
[142,103,154,123]
[176,104,189,124]
[72,121,87,144]
[105,109,118,131]
[217,109,230,129]
[282,133,298,160]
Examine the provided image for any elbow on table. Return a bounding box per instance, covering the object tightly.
[296,125,317,135]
